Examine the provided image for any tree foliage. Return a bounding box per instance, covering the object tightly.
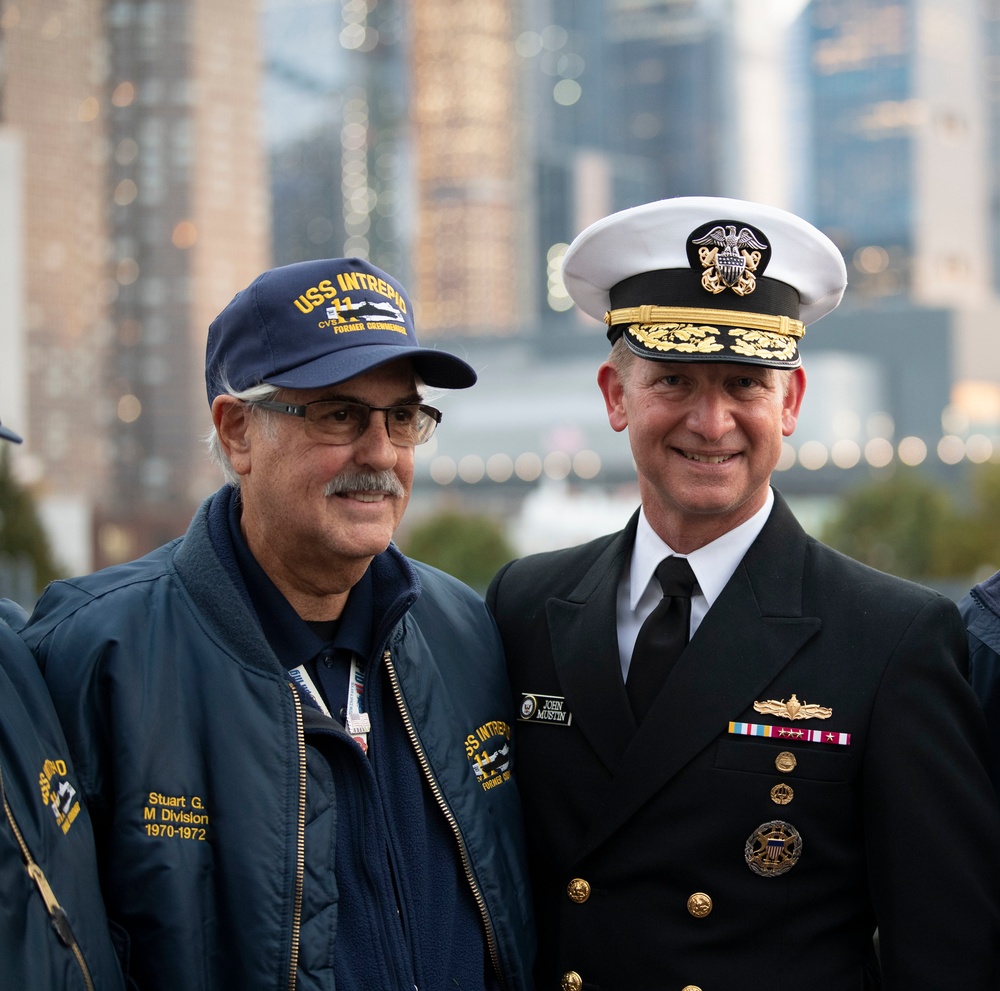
[0,446,62,593]
[401,510,515,593]
[820,464,1000,582]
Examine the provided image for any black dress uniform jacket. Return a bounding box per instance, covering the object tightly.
[487,491,1000,991]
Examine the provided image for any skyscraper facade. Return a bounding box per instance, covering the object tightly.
[409,0,527,336]
[103,0,269,560]
[2,0,270,569]
[264,0,410,286]
[1,0,112,555]
[808,0,991,307]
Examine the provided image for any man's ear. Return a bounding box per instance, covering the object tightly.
[212,396,253,475]
[781,366,807,438]
[597,361,629,433]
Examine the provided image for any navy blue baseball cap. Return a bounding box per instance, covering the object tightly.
[205,258,477,404]
[0,420,22,444]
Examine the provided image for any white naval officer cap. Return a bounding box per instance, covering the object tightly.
[562,196,848,368]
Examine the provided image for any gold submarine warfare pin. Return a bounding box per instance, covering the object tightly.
[753,693,832,721]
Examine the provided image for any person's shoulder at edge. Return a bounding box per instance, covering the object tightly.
[962,567,1000,625]
[0,596,28,631]
[494,528,627,580]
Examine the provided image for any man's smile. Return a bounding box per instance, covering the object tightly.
[680,450,736,464]
[336,491,391,503]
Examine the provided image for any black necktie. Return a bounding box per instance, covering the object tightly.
[626,557,698,723]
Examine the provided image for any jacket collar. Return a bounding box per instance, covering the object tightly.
[173,488,421,674]
[971,569,1000,622]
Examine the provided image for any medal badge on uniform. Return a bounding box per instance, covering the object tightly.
[745,820,803,877]
[735,694,839,877]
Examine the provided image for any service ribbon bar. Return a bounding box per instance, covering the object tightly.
[728,721,851,747]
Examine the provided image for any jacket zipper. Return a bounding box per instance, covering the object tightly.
[0,760,95,991]
[383,649,505,990]
[286,685,307,991]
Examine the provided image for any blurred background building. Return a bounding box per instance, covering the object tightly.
[1,0,268,572]
[2,0,1000,577]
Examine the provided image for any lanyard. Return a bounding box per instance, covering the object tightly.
[288,664,331,718]
[289,654,371,754]
[345,654,371,753]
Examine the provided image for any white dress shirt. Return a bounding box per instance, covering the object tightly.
[616,488,775,682]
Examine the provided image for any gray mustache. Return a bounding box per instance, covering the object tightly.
[324,470,406,499]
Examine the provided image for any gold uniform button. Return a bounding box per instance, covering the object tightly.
[775,751,797,773]
[681,986,703,991]
[561,971,583,991]
[686,892,712,918]
[566,878,591,903]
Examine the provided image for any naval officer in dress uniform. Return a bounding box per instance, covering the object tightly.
[487,197,1000,991]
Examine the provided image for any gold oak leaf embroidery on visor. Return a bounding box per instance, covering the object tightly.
[626,324,726,354]
[728,328,799,362]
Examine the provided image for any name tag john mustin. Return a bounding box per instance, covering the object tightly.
[519,693,573,727]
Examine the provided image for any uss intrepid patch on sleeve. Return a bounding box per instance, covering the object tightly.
[519,692,572,726]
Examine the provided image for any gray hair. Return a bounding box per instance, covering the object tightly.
[205,377,280,487]
[608,337,635,380]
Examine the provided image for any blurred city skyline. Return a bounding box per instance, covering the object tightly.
[2,0,999,576]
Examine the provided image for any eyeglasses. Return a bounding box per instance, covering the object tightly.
[252,399,442,447]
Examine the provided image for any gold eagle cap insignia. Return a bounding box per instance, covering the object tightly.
[753,693,832,721]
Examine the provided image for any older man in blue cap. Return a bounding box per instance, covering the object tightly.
[0,418,124,990]
[488,196,1000,991]
[20,259,535,991]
